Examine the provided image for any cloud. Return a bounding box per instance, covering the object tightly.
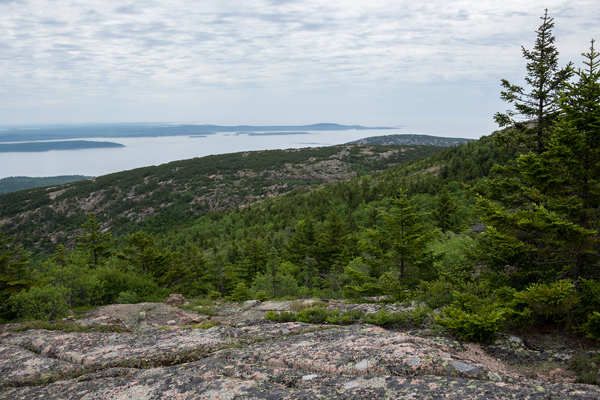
[0,0,598,135]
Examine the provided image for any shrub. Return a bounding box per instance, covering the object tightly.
[115,291,139,304]
[436,305,505,342]
[417,279,456,309]
[582,312,600,341]
[295,307,329,324]
[509,280,578,327]
[265,310,298,322]
[94,266,166,304]
[9,284,70,321]
[207,290,222,300]
[569,353,600,385]
[577,278,600,320]
[228,282,250,302]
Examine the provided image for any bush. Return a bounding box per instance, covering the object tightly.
[436,305,505,342]
[577,278,600,320]
[509,280,578,327]
[295,307,329,324]
[115,291,139,304]
[207,290,222,300]
[264,306,431,329]
[582,312,600,341]
[428,235,475,282]
[9,284,70,321]
[228,282,250,302]
[417,279,456,309]
[568,353,600,385]
[94,266,167,304]
[265,310,298,322]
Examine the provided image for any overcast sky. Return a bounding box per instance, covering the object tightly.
[1,0,598,138]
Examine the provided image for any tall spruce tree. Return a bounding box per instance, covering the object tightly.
[432,187,460,233]
[494,9,573,154]
[0,229,31,314]
[477,40,600,287]
[360,189,437,287]
[76,212,116,268]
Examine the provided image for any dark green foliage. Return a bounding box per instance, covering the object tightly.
[569,353,600,385]
[0,175,90,195]
[508,280,579,327]
[0,228,31,318]
[582,312,600,341]
[478,40,600,286]
[76,213,116,268]
[357,189,438,293]
[8,284,70,321]
[417,279,456,309]
[228,282,250,302]
[265,306,431,329]
[494,9,573,154]
[432,188,460,233]
[94,265,167,304]
[436,305,505,343]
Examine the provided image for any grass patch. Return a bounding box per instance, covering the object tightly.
[7,321,126,333]
[265,306,431,329]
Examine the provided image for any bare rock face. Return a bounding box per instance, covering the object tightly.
[79,302,204,331]
[1,302,599,399]
[164,293,186,307]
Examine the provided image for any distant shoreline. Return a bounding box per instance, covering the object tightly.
[0,140,125,153]
[246,131,313,136]
[0,123,395,143]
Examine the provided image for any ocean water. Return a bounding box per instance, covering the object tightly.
[0,129,399,179]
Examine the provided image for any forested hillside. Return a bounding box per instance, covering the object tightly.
[1,12,600,374]
[0,144,442,251]
[0,176,90,195]
[347,134,472,146]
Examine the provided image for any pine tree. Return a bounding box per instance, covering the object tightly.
[360,189,438,287]
[0,229,31,314]
[541,39,600,284]
[432,187,460,233]
[477,40,600,286]
[494,9,573,154]
[76,213,116,268]
[315,210,353,274]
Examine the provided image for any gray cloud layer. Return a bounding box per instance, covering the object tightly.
[1,0,598,136]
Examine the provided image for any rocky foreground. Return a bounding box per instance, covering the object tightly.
[1,299,599,399]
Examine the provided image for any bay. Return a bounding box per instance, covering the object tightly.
[0,129,398,179]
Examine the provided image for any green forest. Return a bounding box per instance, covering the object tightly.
[1,11,600,351]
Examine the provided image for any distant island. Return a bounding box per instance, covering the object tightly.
[0,140,125,152]
[247,131,313,136]
[0,123,395,143]
[346,134,472,147]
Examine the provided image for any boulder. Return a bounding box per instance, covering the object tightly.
[164,294,186,307]
[242,300,261,310]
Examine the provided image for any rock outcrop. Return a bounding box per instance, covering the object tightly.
[1,301,599,399]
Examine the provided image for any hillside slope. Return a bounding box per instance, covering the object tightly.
[347,133,472,146]
[0,144,443,251]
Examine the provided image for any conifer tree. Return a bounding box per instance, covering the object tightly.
[494,9,573,154]
[432,187,460,233]
[478,40,600,286]
[76,212,116,268]
[0,229,31,314]
[360,189,438,287]
[315,210,353,274]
